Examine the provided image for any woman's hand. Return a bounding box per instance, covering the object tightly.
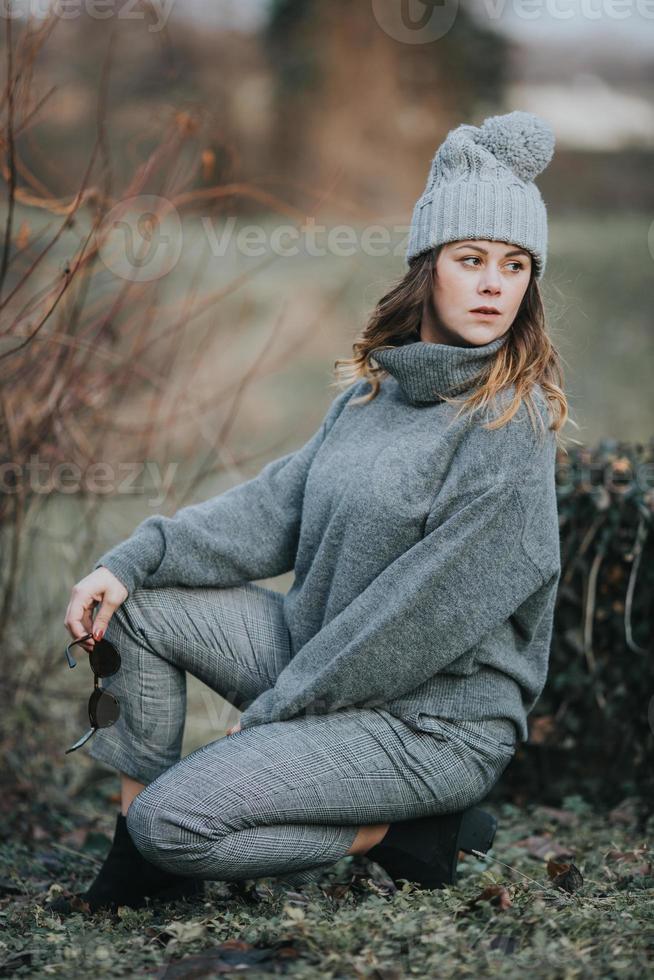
[226,721,242,735]
[64,566,129,653]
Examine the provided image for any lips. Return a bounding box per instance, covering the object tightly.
[471,307,501,315]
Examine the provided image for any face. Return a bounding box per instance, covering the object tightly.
[420,239,532,346]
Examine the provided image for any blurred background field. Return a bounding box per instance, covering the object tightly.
[5,205,653,760]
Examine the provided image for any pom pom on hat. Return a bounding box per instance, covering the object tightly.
[476,110,555,183]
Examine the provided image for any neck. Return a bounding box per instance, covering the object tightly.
[371,331,509,406]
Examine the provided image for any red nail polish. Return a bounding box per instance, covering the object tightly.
[94,629,104,641]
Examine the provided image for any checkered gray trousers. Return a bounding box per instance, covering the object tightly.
[85,583,517,888]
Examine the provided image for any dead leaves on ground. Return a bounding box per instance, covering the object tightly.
[151,936,301,978]
[603,842,652,882]
[514,832,576,862]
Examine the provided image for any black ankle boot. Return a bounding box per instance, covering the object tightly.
[45,812,204,914]
[365,805,497,890]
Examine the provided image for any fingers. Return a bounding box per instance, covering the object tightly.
[81,607,96,651]
[64,567,130,661]
[91,600,118,644]
[64,587,97,654]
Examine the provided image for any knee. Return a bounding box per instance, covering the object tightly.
[125,791,163,865]
[125,788,205,877]
[125,785,259,882]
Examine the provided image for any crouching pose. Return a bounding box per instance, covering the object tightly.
[53,110,565,914]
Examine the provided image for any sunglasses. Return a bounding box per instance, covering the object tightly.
[64,633,121,754]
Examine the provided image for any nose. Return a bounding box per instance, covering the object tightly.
[478,267,502,295]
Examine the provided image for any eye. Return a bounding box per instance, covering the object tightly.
[460,256,525,271]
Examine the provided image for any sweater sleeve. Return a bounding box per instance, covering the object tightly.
[237,475,559,731]
[93,383,360,593]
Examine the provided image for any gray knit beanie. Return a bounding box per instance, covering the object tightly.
[406,110,555,279]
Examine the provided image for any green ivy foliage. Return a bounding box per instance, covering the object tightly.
[496,438,654,809]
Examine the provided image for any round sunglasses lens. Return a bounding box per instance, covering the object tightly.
[89,640,121,677]
[92,690,120,728]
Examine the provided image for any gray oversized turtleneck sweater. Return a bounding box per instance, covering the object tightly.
[94,331,562,743]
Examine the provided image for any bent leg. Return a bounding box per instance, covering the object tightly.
[124,706,511,884]
[84,582,291,784]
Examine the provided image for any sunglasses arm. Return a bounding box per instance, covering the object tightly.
[65,632,93,669]
[65,727,97,754]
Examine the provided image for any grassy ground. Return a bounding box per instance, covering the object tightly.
[0,764,651,979]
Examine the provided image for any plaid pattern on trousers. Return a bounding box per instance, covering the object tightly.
[84,582,518,888]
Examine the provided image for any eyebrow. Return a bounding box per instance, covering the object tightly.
[452,243,530,259]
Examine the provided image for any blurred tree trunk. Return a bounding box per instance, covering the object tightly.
[263,0,512,214]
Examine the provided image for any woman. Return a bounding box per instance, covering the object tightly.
[54,110,566,913]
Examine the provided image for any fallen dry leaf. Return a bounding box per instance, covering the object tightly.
[465,884,513,912]
[547,859,584,892]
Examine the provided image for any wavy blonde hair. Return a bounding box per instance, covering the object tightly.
[331,246,568,445]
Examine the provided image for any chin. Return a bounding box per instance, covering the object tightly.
[460,324,503,345]
[452,330,492,347]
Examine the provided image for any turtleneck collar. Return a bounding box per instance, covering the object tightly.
[370,331,509,406]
